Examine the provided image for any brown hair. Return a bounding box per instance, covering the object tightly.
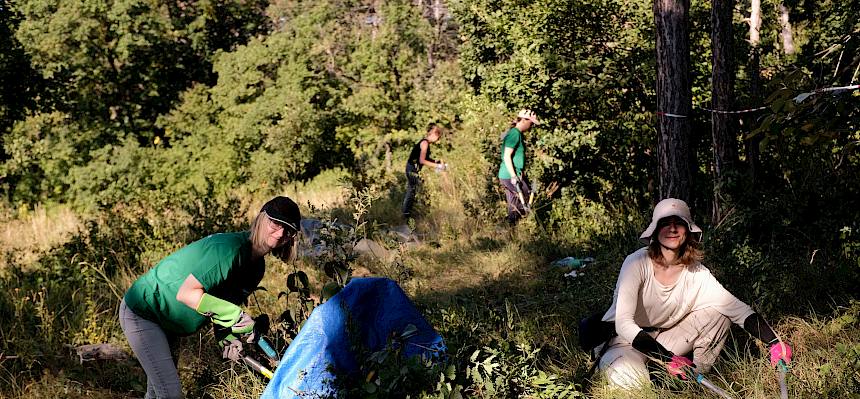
[249,212,297,262]
[426,123,444,138]
[646,218,703,266]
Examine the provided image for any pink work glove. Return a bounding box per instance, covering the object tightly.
[769,341,792,367]
[666,355,695,380]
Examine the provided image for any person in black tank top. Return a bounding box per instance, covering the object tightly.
[402,123,445,219]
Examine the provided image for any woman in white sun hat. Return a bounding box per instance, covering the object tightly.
[597,198,792,388]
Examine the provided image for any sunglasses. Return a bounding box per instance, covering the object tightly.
[267,215,299,237]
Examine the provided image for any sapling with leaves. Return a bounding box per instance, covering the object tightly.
[275,269,315,343]
[312,218,358,291]
[314,186,381,293]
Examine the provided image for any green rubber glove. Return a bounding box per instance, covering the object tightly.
[196,293,242,328]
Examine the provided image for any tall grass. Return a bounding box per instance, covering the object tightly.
[588,301,860,398]
[286,168,350,211]
[0,167,858,398]
[0,205,81,270]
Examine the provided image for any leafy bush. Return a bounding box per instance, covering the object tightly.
[332,324,452,398]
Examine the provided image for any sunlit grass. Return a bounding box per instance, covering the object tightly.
[586,302,860,399]
[285,168,350,211]
[0,204,81,270]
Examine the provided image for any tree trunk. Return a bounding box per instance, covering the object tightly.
[371,0,380,41]
[654,0,694,202]
[384,141,392,172]
[778,4,796,55]
[746,0,762,182]
[749,0,761,44]
[711,0,737,221]
[426,0,447,69]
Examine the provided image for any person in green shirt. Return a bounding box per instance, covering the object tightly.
[120,196,301,399]
[498,109,541,224]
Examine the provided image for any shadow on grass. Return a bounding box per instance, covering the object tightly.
[401,227,638,393]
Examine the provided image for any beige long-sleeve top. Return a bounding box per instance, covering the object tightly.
[602,247,755,344]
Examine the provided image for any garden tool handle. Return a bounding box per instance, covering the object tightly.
[242,356,274,379]
[512,180,530,212]
[257,337,280,365]
[778,360,789,399]
[696,374,734,399]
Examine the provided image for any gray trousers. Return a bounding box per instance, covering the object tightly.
[500,177,531,224]
[598,307,731,389]
[119,298,184,399]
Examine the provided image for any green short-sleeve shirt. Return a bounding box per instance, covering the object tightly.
[124,231,263,335]
[498,127,526,179]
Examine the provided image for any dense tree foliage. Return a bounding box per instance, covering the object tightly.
[0,1,43,137]
[1,0,858,281]
[2,0,270,205]
[4,0,852,209]
[452,0,657,205]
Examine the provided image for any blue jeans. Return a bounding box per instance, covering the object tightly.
[119,299,183,399]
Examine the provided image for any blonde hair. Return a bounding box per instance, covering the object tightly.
[646,219,703,266]
[249,212,297,262]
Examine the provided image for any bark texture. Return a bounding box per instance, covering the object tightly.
[654,0,693,202]
[711,0,737,220]
[778,4,796,55]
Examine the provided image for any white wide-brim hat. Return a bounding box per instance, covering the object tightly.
[517,109,541,126]
[639,198,702,244]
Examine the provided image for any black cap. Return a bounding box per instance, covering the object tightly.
[260,196,300,232]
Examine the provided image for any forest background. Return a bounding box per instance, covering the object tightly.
[0,0,858,397]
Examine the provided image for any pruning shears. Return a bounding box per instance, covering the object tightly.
[675,347,789,399]
[514,178,530,213]
[677,366,734,399]
[241,336,280,380]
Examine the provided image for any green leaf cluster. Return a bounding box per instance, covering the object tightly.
[451,0,657,203]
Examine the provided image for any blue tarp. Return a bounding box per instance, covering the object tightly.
[260,277,446,399]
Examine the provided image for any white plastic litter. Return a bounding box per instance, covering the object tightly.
[564,270,586,278]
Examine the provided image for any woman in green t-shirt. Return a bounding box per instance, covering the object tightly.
[120,196,301,398]
[499,109,541,224]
